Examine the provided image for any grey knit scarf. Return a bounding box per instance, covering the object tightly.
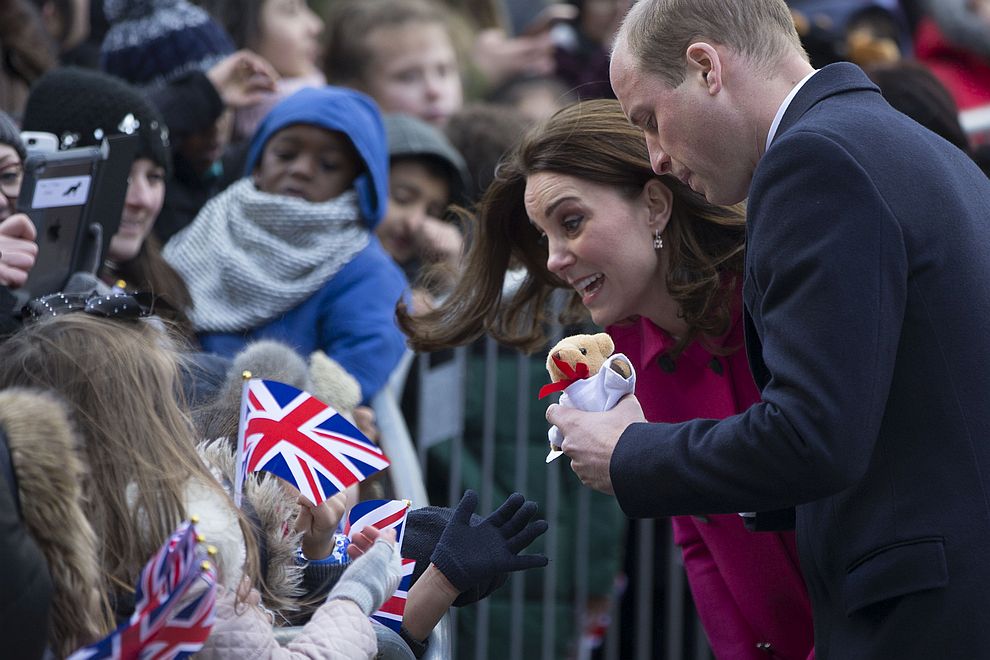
[163,178,370,333]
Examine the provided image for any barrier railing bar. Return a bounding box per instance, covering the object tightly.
[635,518,655,660]
[541,459,561,660]
[510,351,531,659]
[665,526,685,660]
[474,337,499,660]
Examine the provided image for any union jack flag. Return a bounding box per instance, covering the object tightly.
[238,379,390,507]
[345,499,411,548]
[371,558,416,633]
[68,522,218,660]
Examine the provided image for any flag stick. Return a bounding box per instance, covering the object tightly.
[234,371,252,508]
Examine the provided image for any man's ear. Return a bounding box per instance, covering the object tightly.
[686,42,722,94]
[643,178,673,234]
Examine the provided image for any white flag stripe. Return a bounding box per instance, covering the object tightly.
[373,611,403,624]
[284,454,331,502]
[348,501,410,546]
[274,445,351,495]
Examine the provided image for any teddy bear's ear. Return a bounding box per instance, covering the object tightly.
[594,333,615,357]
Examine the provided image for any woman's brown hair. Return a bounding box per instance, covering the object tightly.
[103,234,196,342]
[0,314,259,633]
[399,98,746,356]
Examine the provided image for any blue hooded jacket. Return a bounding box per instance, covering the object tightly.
[198,85,406,402]
[243,86,389,228]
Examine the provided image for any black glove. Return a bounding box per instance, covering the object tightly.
[430,490,549,594]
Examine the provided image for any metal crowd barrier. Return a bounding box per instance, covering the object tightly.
[371,338,715,660]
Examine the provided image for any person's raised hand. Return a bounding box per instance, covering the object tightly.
[296,491,346,560]
[547,394,646,495]
[430,489,548,593]
[207,49,279,109]
[352,405,380,445]
[327,527,400,616]
[472,29,556,87]
[415,216,464,266]
[346,523,384,561]
[0,213,38,288]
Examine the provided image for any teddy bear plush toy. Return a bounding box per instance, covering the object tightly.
[539,332,636,462]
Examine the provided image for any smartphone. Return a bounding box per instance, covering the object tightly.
[17,145,104,300]
[15,133,137,301]
[19,131,59,153]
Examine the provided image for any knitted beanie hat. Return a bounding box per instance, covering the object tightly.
[22,67,172,175]
[404,505,508,606]
[100,0,235,89]
[0,111,26,162]
[384,113,470,203]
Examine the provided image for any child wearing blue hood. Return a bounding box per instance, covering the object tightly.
[164,86,408,402]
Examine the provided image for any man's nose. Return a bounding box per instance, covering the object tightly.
[644,133,671,175]
[648,145,671,175]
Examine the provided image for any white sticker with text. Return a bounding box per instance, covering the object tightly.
[31,175,92,209]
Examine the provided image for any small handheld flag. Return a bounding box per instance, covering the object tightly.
[371,558,416,633]
[345,499,413,632]
[68,521,218,660]
[238,379,390,507]
[345,499,411,549]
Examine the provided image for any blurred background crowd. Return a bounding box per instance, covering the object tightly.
[1,0,988,658]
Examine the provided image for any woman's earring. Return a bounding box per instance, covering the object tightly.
[653,230,663,250]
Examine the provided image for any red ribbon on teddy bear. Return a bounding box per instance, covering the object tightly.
[538,356,590,399]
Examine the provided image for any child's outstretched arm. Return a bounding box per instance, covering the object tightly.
[401,490,549,649]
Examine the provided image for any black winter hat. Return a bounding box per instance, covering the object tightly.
[22,67,172,175]
[404,505,508,606]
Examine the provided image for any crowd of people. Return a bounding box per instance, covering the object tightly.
[1,0,989,658]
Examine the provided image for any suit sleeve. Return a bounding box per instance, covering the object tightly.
[611,131,908,517]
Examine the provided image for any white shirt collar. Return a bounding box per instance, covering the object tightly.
[765,69,818,152]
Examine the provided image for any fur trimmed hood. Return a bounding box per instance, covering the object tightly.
[0,388,107,658]
[197,439,304,617]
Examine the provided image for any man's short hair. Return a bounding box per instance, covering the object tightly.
[617,0,807,87]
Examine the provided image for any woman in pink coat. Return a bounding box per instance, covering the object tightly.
[401,99,814,658]
[610,309,813,659]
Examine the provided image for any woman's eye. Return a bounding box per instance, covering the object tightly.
[275,151,295,161]
[562,215,583,232]
[320,161,340,172]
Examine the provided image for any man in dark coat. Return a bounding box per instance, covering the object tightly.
[549,0,990,656]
